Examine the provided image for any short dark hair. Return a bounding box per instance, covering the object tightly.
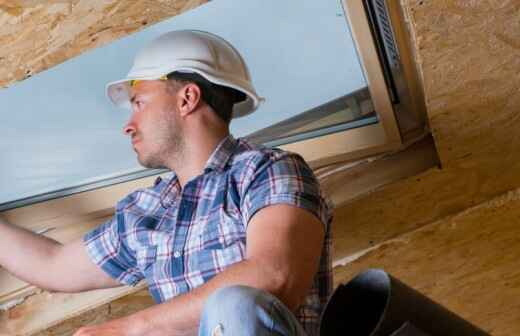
[166,72,246,124]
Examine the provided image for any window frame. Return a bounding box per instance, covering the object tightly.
[269,0,429,169]
[282,0,405,168]
[0,0,428,239]
[0,0,425,211]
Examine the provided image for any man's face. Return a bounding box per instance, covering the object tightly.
[123,80,184,169]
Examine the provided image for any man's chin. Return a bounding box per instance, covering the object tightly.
[137,155,166,170]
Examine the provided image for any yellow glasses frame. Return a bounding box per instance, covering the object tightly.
[129,75,168,87]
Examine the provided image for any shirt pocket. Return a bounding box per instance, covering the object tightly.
[197,208,245,251]
[187,240,247,280]
[136,245,158,279]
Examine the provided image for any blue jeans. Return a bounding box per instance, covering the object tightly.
[198,285,308,336]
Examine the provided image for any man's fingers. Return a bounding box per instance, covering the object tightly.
[73,327,90,336]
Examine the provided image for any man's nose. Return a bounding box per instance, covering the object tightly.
[123,122,136,136]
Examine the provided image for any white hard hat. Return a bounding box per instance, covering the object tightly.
[106,30,264,118]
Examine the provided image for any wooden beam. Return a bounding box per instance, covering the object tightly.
[1,175,159,234]
[0,284,147,336]
[318,134,438,208]
[33,290,155,336]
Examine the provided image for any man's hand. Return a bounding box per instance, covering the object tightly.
[74,317,137,336]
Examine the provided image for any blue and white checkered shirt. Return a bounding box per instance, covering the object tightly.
[84,135,333,335]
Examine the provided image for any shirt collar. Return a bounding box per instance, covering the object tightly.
[158,134,237,208]
[203,134,238,173]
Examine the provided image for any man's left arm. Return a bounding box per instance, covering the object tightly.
[74,203,325,336]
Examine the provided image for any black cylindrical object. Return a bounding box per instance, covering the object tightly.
[319,269,489,336]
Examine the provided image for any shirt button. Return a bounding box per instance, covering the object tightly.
[174,251,181,258]
[212,323,224,336]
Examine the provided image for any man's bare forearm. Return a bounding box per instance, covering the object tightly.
[0,217,63,289]
[76,258,287,336]
[73,206,325,336]
[0,217,120,292]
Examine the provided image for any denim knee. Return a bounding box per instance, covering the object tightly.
[204,285,265,312]
[199,285,304,336]
[201,285,270,326]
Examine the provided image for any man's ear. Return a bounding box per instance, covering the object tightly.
[177,83,202,117]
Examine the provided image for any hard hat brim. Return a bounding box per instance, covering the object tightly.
[106,70,264,118]
[106,79,133,110]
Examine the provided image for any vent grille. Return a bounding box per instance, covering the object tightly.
[364,0,401,103]
[372,0,400,69]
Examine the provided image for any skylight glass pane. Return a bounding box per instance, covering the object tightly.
[0,0,374,208]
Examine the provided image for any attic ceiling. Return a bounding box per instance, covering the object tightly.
[1,0,520,335]
[0,0,207,88]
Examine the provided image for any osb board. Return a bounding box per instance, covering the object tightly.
[333,188,520,336]
[331,165,466,261]
[401,0,520,188]
[0,0,208,88]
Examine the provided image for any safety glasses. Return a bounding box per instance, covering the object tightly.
[129,75,168,88]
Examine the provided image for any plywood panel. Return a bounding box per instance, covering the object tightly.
[0,0,208,88]
[333,188,520,336]
[331,166,457,262]
[401,0,520,188]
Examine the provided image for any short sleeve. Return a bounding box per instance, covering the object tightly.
[83,212,143,286]
[241,152,332,229]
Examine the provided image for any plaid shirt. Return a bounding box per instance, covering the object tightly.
[84,135,333,335]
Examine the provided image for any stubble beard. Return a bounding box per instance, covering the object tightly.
[137,121,185,170]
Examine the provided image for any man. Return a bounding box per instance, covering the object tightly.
[0,30,332,335]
